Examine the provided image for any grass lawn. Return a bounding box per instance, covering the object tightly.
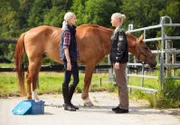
[1,70,179,108]
[0,70,160,97]
[0,63,14,68]
[0,72,115,97]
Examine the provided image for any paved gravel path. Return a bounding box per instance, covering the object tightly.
[0,92,179,125]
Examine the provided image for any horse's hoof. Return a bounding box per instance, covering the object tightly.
[83,97,94,107]
[84,102,94,107]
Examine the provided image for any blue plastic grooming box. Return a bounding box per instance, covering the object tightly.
[12,100,45,115]
[31,100,45,114]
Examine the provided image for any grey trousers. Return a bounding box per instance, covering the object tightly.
[114,63,129,109]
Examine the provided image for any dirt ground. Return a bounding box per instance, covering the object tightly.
[0,92,180,125]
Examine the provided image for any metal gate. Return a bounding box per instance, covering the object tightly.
[126,16,180,93]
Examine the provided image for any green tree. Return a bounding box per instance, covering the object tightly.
[27,0,52,27]
[159,0,180,35]
[159,0,180,47]
[43,0,73,27]
[0,0,20,61]
[121,0,167,29]
[0,0,20,39]
[71,0,86,25]
[72,0,122,27]
[121,0,169,49]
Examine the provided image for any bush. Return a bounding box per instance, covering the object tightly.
[0,57,11,63]
[156,80,180,108]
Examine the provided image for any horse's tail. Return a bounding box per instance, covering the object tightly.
[14,32,26,96]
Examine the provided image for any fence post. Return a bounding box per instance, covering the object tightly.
[160,17,166,90]
[127,24,134,85]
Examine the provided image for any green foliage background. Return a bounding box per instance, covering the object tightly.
[0,0,179,63]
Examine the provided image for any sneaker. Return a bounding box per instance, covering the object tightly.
[114,108,129,113]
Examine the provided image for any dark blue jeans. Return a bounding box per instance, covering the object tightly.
[62,60,79,104]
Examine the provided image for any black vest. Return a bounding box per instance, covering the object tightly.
[60,24,77,61]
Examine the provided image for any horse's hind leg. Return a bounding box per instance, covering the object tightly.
[26,69,32,100]
[32,57,44,100]
[26,58,40,100]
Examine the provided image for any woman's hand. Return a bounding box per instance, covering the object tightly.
[67,61,72,71]
[114,62,120,70]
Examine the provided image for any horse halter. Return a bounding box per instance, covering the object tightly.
[136,39,153,62]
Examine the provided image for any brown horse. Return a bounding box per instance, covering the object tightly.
[14,24,156,106]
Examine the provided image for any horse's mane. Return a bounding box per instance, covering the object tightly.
[126,32,137,40]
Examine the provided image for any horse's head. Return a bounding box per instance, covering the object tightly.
[135,34,157,68]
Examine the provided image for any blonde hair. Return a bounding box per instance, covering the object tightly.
[62,12,75,29]
[112,13,126,26]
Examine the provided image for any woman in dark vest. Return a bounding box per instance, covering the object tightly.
[110,13,129,113]
[60,12,79,111]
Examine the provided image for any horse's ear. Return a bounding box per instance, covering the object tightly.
[126,32,131,36]
[139,34,144,42]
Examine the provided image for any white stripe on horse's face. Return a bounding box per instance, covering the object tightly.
[32,89,39,101]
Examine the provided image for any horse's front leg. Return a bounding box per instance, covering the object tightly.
[81,63,96,107]
[32,89,39,101]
